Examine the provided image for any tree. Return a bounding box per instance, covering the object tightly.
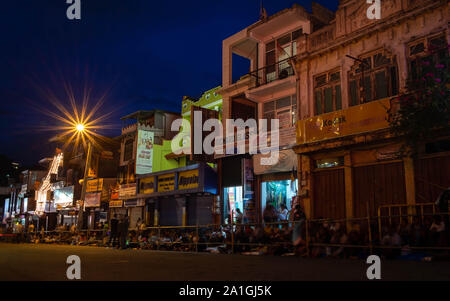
[388,46,450,156]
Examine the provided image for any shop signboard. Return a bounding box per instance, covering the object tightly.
[243,158,256,223]
[178,169,199,190]
[109,200,123,208]
[86,179,103,193]
[297,97,391,144]
[54,186,74,209]
[124,199,145,207]
[85,192,101,207]
[139,176,155,194]
[136,130,154,175]
[110,188,119,200]
[157,173,175,192]
[119,183,137,198]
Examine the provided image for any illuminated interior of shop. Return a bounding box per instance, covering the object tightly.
[223,186,243,223]
[261,179,297,216]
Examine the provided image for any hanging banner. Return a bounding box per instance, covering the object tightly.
[139,176,155,194]
[178,169,199,190]
[158,173,175,192]
[86,179,103,193]
[136,130,154,175]
[85,192,101,207]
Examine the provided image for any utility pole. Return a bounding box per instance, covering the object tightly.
[78,141,92,230]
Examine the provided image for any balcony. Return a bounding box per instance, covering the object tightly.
[245,56,297,102]
[248,56,296,88]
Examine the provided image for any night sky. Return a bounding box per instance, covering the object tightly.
[0,0,338,166]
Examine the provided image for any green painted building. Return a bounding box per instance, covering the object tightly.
[150,86,222,174]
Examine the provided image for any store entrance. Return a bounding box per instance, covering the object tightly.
[223,186,243,224]
[261,179,297,221]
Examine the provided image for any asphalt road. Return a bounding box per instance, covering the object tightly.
[1,243,450,281]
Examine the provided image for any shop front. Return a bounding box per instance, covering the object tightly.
[253,149,298,221]
[136,163,217,226]
[54,185,76,226]
[84,178,116,229]
[295,98,411,221]
[220,155,257,224]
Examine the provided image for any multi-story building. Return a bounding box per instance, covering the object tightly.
[217,3,334,223]
[112,110,180,226]
[216,0,448,226]
[293,0,449,225]
[134,88,222,226]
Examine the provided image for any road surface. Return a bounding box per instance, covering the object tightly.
[1,243,450,281]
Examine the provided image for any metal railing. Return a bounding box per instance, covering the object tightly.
[248,56,297,88]
[2,210,449,258]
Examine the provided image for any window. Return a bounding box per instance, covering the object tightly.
[123,139,134,162]
[265,28,302,83]
[314,71,342,115]
[314,157,344,169]
[408,34,448,88]
[348,50,398,106]
[263,94,297,131]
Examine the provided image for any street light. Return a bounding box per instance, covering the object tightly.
[77,123,93,231]
[76,123,85,132]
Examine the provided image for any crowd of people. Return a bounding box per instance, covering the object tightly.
[1,206,449,260]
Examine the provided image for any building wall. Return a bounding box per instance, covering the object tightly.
[294,0,449,220]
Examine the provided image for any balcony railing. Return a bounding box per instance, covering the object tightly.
[248,55,297,88]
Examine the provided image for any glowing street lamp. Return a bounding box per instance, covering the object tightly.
[76,123,85,132]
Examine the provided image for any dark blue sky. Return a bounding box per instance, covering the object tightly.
[0,0,338,166]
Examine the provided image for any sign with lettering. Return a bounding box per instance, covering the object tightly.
[178,170,199,190]
[119,183,137,198]
[86,179,103,193]
[297,98,391,144]
[136,130,154,175]
[139,176,155,194]
[158,174,175,192]
[109,200,123,208]
[85,192,101,208]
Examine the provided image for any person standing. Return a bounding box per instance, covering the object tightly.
[119,215,130,249]
[108,214,119,248]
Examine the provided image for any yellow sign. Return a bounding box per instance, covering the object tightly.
[109,200,123,208]
[297,98,391,144]
[86,179,103,193]
[139,176,155,194]
[178,169,199,190]
[158,173,175,192]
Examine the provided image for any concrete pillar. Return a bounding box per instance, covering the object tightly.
[403,156,416,221]
[299,155,312,219]
[344,152,353,231]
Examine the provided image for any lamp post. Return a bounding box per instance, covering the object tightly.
[76,124,93,231]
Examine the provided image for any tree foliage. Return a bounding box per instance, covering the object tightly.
[388,46,450,156]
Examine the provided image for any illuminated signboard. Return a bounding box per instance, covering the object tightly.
[86,179,103,193]
[178,169,199,190]
[54,186,74,209]
[297,98,391,144]
[109,200,123,208]
[158,174,175,192]
[119,183,137,198]
[136,130,154,175]
[85,192,101,207]
[139,176,155,194]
